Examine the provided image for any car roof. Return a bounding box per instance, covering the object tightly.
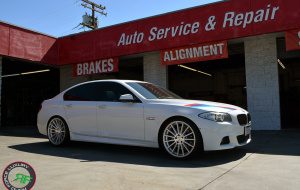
[57,79,148,100]
[79,79,146,84]
[69,79,149,89]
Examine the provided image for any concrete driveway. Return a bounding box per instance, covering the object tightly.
[0,127,299,190]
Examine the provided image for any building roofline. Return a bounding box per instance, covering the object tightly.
[59,0,228,38]
[0,20,57,39]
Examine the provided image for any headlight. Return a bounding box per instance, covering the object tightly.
[198,112,232,122]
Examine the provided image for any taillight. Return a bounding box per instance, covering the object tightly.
[39,105,42,112]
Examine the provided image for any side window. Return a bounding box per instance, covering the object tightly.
[64,87,78,101]
[97,82,140,102]
[64,83,99,101]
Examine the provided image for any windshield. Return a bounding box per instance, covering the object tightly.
[126,82,182,99]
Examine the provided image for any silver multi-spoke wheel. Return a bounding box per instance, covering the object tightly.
[162,121,196,158]
[48,118,67,146]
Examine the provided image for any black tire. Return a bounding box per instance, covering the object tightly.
[159,118,203,159]
[47,117,70,147]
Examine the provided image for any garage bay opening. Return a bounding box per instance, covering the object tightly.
[277,38,300,129]
[168,43,247,110]
[1,58,60,127]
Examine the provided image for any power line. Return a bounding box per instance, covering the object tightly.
[26,13,81,37]
[57,28,76,36]
[22,1,79,28]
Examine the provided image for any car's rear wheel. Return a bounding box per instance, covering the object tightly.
[47,117,69,146]
[160,118,202,159]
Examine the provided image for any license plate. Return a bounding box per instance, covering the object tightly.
[245,125,251,136]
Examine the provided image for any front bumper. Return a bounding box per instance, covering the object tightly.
[195,118,251,151]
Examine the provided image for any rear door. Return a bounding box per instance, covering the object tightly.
[63,83,98,136]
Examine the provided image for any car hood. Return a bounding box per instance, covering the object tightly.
[148,99,247,113]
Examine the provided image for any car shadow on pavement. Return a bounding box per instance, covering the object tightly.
[8,140,247,168]
[6,130,300,168]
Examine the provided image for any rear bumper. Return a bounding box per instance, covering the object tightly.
[37,110,49,136]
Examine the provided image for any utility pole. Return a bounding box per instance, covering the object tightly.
[80,0,107,29]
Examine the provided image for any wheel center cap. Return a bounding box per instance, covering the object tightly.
[175,136,184,143]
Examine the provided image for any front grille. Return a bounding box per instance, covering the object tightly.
[237,134,250,144]
[247,114,251,123]
[237,114,247,125]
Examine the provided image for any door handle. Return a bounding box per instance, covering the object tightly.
[98,105,107,109]
[65,104,73,108]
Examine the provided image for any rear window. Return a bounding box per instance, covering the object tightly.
[64,83,98,101]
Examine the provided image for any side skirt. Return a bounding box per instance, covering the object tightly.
[70,132,159,148]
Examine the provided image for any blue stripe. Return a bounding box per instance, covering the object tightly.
[188,104,236,111]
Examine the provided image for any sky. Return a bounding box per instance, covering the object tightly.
[0,0,220,37]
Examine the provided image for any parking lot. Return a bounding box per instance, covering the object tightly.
[0,127,299,190]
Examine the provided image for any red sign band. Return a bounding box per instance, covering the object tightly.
[160,40,228,66]
[59,0,300,66]
[285,29,300,51]
[73,57,119,77]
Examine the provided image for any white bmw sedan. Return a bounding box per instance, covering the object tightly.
[37,80,251,159]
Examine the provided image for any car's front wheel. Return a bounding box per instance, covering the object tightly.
[47,117,70,146]
[159,118,202,159]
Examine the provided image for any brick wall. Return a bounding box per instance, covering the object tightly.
[245,38,281,130]
[60,64,90,92]
[143,53,168,88]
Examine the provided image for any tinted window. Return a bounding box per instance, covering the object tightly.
[97,82,139,102]
[126,82,181,99]
[64,83,99,101]
[64,82,140,102]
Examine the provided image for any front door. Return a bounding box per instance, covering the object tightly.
[96,82,145,141]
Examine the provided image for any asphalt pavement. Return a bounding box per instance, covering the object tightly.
[0,127,299,190]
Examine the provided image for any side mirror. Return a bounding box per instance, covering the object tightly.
[119,94,134,102]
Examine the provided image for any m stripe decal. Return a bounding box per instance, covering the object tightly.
[185,104,237,110]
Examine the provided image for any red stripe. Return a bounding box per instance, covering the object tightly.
[218,106,237,110]
[185,103,201,107]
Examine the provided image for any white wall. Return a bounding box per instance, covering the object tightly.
[143,53,168,88]
[245,38,281,130]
